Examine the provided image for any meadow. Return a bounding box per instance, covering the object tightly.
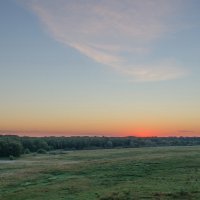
[1,146,200,200]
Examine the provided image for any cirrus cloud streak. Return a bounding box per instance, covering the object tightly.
[20,0,188,81]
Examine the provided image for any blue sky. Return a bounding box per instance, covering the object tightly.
[0,0,200,136]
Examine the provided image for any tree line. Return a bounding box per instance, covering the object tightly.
[1,135,200,157]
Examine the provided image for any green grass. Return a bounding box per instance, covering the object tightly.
[1,146,200,199]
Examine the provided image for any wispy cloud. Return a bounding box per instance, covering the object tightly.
[20,0,188,81]
[178,130,195,134]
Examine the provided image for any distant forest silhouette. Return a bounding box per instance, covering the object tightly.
[1,135,200,157]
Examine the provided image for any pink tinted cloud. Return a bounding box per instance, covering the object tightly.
[20,0,187,81]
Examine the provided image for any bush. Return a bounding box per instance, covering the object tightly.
[0,141,23,157]
[9,155,15,160]
[24,148,31,154]
[37,149,47,154]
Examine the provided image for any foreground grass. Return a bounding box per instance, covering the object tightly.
[1,146,200,200]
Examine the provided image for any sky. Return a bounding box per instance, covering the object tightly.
[0,0,200,137]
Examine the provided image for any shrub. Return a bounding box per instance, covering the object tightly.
[8,141,23,157]
[9,155,15,160]
[24,148,31,154]
[37,149,47,154]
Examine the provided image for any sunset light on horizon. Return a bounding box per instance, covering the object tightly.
[0,0,200,137]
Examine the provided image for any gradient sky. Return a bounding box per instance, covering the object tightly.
[0,0,200,137]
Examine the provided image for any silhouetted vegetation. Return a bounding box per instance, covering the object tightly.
[37,148,47,154]
[1,134,200,157]
[0,138,22,157]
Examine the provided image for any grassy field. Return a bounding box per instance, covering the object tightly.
[1,146,200,200]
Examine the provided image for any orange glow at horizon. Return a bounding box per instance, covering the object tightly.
[1,123,199,137]
[0,106,199,137]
